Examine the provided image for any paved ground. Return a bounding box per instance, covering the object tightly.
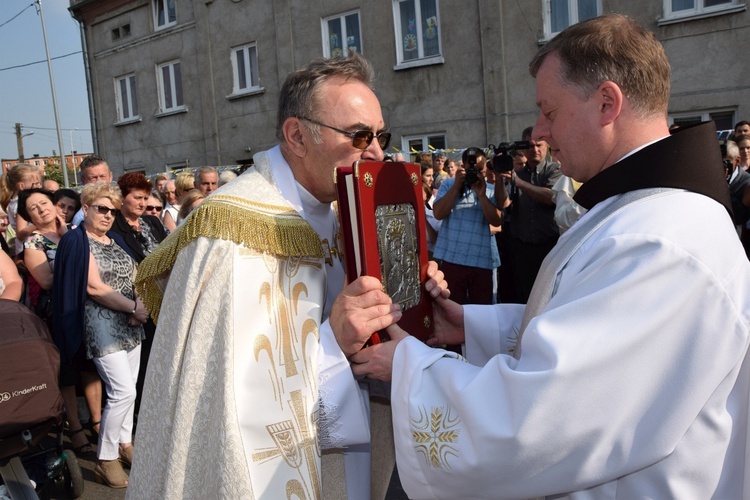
[2,427,125,500]
[7,427,408,499]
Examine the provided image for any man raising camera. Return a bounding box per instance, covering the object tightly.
[432,148,505,316]
[505,127,562,303]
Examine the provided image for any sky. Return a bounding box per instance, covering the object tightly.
[0,0,93,161]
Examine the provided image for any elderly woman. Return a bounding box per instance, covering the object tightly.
[145,189,166,221]
[53,181,147,488]
[110,173,168,263]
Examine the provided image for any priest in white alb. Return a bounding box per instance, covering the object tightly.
[351,15,750,499]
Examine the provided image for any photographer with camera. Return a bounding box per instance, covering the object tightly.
[432,147,505,311]
[504,126,562,303]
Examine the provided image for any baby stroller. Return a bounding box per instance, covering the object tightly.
[0,299,84,499]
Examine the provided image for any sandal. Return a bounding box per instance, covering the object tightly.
[67,427,94,456]
[94,459,128,488]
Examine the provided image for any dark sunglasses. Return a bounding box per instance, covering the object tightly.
[89,204,118,216]
[146,205,163,212]
[299,117,391,150]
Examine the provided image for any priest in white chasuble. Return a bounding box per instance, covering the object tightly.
[127,53,448,499]
[350,14,750,500]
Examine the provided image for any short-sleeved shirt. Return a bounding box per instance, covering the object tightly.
[84,237,144,359]
[433,178,500,269]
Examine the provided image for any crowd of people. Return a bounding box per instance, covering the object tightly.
[0,13,749,499]
[0,160,224,488]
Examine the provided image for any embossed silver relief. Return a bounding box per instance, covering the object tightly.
[375,204,421,310]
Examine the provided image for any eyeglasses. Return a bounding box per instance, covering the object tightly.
[299,117,391,150]
[146,205,163,212]
[89,204,118,216]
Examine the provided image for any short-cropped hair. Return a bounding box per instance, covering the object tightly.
[117,172,152,198]
[81,180,123,208]
[53,188,82,212]
[276,52,375,142]
[529,14,670,118]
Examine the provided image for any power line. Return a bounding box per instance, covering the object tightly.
[0,2,34,30]
[23,125,91,132]
[0,51,82,72]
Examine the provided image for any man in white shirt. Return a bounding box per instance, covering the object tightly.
[350,14,750,499]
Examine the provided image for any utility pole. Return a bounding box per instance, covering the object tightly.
[14,123,34,163]
[37,0,70,187]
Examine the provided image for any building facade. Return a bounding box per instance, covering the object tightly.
[68,0,750,177]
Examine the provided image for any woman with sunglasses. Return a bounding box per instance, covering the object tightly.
[145,189,166,220]
[52,181,148,488]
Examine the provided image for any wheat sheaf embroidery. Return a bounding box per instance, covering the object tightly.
[411,405,461,470]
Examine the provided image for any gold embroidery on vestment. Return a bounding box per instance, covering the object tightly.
[411,406,461,470]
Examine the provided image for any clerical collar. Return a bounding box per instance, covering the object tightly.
[573,121,732,220]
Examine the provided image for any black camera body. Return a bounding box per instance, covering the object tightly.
[463,147,482,188]
[488,141,531,173]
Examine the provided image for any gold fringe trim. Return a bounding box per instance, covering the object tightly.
[136,196,323,323]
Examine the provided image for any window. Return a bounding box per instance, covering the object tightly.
[322,11,362,58]
[669,109,735,131]
[393,0,442,68]
[543,0,601,39]
[115,74,139,122]
[153,0,176,30]
[112,27,120,40]
[231,43,261,95]
[402,134,446,161]
[664,0,740,18]
[157,61,185,113]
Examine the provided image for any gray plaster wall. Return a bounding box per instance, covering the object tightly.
[71,0,750,178]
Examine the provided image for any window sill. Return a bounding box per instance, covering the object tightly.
[155,106,188,118]
[393,56,444,71]
[657,3,745,25]
[226,87,265,100]
[114,117,142,127]
[154,22,178,32]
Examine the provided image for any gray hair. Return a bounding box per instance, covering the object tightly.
[726,140,740,160]
[193,166,218,184]
[276,52,376,143]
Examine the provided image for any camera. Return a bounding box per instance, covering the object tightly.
[488,141,531,173]
[463,147,482,187]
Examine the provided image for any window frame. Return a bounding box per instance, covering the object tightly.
[322,10,363,58]
[229,42,263,98]
[114,73,140,125]
[668,108,736,131]
[660,0,744,24]
[541,0,602,41]
[153,0,177,31]
[392,0,444,70]
[401,133,446,161]
[156,60,186,115]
